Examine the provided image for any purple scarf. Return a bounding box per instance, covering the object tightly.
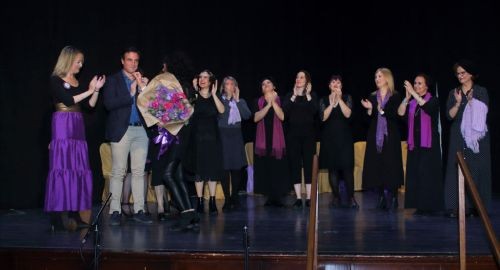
[227,98,241,125]
[461,98,488,153]
[375,90,391,153]
[255,96,286,159]
[408,92,432,151]
[153,127,178,160]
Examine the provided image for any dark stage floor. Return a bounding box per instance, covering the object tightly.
[1,192,499,256]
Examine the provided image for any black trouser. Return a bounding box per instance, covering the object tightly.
[288,134,315,184]
[221,169,242,202]
[328,169,354,198]
[163,159,192,212]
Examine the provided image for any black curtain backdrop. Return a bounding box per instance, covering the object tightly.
[1,0,498,209]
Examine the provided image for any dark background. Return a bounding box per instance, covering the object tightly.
[1,0,498,209]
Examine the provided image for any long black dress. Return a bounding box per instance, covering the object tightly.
[319,94,354,171]
[252,98,290,202]
[444,85,491,211]
[404,96,443,212]
[362,92,404,192]
[184,94,224,181]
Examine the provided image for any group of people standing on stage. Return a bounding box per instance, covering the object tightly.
[44,45,492,232]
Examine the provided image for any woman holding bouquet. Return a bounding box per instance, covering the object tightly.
[253,77,289,207]
[45,46,105,231]
[187,70,225,214]
[218,76,251,211]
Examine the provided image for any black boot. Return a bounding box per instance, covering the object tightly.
[209,196,218,214]
[196,197,204,213]
[388,195,398,212]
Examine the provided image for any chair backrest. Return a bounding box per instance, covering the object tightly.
[245,142,254,166]
[99,143,112,178]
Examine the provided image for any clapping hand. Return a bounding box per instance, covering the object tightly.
[306,82,312,95]
[234,86,240,102]
[211,80,218,96]
[403,80,414,99]
[192,78,199,91]
[453,88,462,104]
[89,75,106,93]
[360,99,373,110]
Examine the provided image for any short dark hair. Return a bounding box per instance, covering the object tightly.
[415,73,432,88]
[122,46,141,59]
[329,74,343,84]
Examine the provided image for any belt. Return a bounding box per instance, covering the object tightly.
[129,122,142,126]
[54,103,81,112]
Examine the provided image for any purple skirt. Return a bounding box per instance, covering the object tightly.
[44,111,92,212]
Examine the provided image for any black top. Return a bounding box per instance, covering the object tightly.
[50,76,89,109]
[282,92,319,136]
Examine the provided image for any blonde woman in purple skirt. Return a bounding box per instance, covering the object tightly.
[45,46,105,231]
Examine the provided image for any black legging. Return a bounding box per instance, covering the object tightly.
[328,169,354,198]
[221,169,241,202]
[163,159,192,212]
[288,134,315,184]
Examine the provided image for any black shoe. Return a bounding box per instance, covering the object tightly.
[209,196,218,214]
[109,211,121,226]
[68,212,90,229]
[466,208,478,218]
[133,210,153,224]
[158,212,167,222]
[292,199,303,208]
[196,197,204,214]
[170,211,196,231]
[305,199,311,207]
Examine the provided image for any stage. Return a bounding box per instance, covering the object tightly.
[1,192,498,269]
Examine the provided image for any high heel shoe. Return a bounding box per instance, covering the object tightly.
[292,199,303,208]
[209,196,218,214]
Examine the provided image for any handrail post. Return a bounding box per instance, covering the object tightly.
[306,155,319,270]
[456,152,500,268]
[458,165,466,270]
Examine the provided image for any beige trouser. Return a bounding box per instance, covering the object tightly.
[109,126,149,214]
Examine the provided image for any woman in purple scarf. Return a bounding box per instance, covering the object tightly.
[444,60,491,217]
[218,76,251,211]
[397,74,443,215]
[253,77,290,207]
[360,68,404,211]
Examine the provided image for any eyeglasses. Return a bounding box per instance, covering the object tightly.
[456,71,468,77]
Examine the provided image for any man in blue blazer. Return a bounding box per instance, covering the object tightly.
[103,47,152,226]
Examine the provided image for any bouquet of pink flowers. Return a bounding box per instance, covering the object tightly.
[148,85,191,123]
[138,72,193,135]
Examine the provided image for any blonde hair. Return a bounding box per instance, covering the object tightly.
[375,67,395,94]
[52,46,83,77]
